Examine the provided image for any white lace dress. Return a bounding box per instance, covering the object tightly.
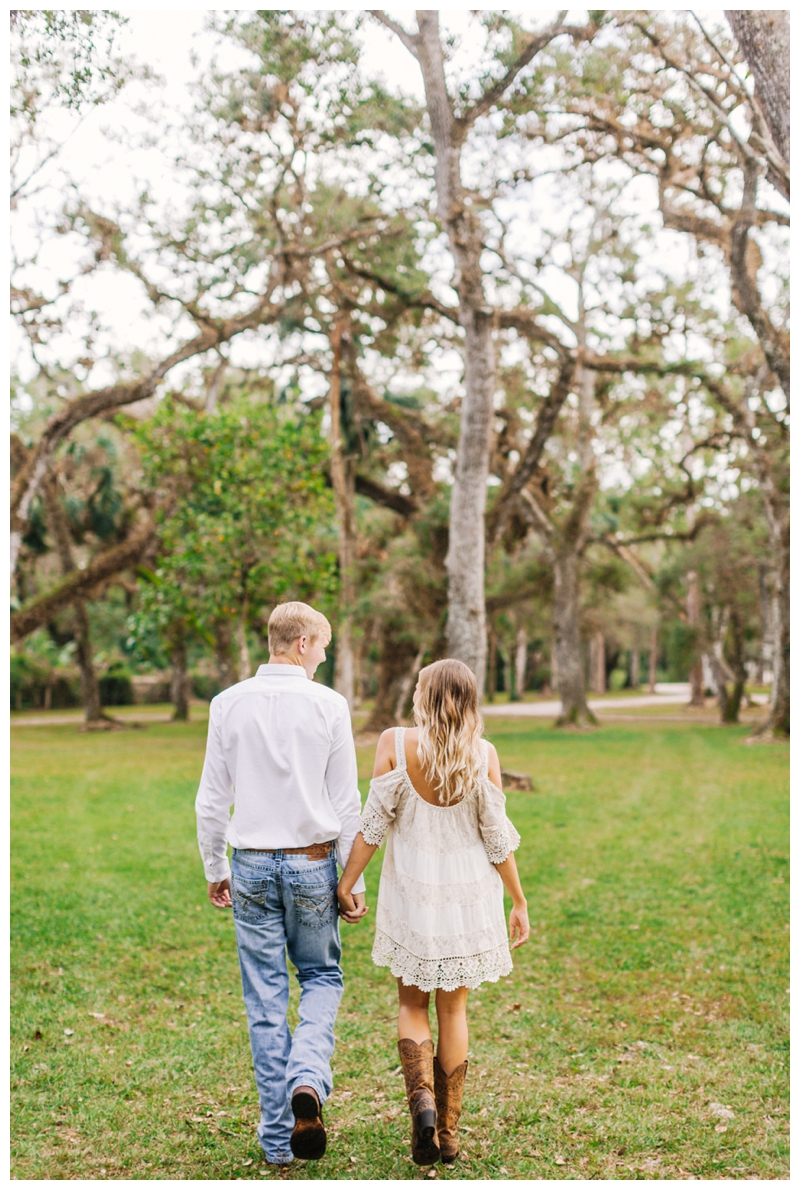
[359,727,521,992]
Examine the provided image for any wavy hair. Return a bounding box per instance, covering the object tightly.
[414,659,484,806]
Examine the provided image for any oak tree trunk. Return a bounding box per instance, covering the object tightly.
[168,625,191,722]
[394,646,426,722]
[416,12,494,691]
[328,323,357,713]
[486,625,498,702]
[686,570,705,706]
[364,622,419,733]
[762,521,789,736]
[725,10,790,188]
[213,618,237,691]
[235,611,250,684]
[41,473,109,727]
[589,628,606,694]
[629,647,640,689]
[553,547,596,727]
[514,627,528,699]
[648,624,658,692]
[73,601,104,723]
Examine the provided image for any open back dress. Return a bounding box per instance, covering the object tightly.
[359,726,521,992]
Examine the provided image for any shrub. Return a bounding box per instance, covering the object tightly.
[99,664,134,706]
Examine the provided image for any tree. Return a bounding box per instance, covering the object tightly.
[370,10,598,690]
[536,13,789,736]
[725,11,790,192]
[130,396,337,717]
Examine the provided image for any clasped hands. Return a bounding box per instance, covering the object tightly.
[207,877,368,925]
[336,883,368,924]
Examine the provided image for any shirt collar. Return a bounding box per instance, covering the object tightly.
[256,664,309,679]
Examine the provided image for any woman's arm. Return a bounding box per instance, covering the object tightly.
[486,741,530,949]
[337,730,396,918]
[494,851,530,950]
[337,831,379,918]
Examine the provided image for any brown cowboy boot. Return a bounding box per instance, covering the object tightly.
[434,1056,468,1164]
[397,1038,440,1165]
[290,1086,326,1160]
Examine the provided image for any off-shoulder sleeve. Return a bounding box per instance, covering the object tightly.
[477,778,521,864]
[359,768,405,847]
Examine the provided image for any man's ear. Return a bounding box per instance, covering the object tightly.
[297,634,308,654]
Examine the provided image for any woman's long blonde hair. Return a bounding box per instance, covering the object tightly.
[414,659,484,806]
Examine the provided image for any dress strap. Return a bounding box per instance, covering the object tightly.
[394,725,408,772]
[479,739,490,779]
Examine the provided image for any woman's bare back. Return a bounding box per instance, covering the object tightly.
[372,726,503,806]
[402,726,456,805]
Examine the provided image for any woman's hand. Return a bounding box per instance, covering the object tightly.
[337,882,368,924]
[509,903,530,950]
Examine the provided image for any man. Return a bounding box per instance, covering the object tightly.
[195,601,367,1166]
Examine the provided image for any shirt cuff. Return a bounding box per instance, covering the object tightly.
[203,854,231,883]
[350,873,366,895]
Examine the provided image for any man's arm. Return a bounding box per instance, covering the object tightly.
[195,700,234,908]
[325,705,367,899]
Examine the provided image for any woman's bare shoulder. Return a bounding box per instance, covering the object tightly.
[373,728,397,775]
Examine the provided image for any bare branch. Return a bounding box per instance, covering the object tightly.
[369,10,420,58]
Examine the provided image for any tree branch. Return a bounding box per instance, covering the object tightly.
[454,12,591,139]
[10,294,286,571]
[11,513,156,642]
[369,10,420,57]
[488,354,576,543]
[340,258,460,324]
[354,473,419,518]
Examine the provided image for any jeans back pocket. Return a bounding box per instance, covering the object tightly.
[291,880,336,930]
[231,870,272,923]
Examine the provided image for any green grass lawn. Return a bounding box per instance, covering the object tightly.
[11,718,788,1180]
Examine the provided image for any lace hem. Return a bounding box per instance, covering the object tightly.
[372,930,513,992]
[481,820,522,864]
[360,803,392,847]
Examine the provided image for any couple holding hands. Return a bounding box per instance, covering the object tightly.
[196,601,529,1167]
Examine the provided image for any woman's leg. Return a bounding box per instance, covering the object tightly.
[433,987,470,1164]
[397,979,431,1042]
[396,981,439,1163]
[434,987,469,1074]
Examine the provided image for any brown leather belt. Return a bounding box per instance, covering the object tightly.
[245,841,335,860]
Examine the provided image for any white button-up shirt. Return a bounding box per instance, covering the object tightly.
[195,664,366,893]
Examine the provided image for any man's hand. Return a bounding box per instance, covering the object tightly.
[337,884,368,924]
[208,878,232,909]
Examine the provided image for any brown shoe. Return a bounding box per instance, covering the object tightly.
[434,1057,468,1164]
[290,1087,326,1160]
[397,1038,440,1165]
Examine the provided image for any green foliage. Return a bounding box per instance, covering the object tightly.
[98,662,133,707]
[11,10,130,117]
[130,398,337,651]
[10,644,82,712]
[21,497,49,555]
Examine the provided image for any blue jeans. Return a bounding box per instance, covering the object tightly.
[230,848,344,1164]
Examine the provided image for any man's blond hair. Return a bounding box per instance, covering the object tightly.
[268,602,330,656]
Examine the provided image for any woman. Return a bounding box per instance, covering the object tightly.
[337,659,530,1165]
